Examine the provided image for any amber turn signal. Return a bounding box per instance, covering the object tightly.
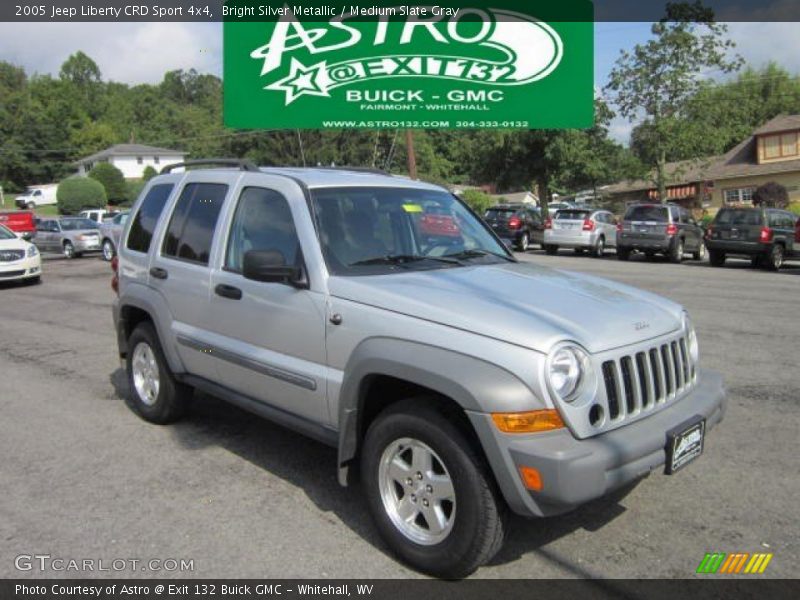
[518,466,543,491]
[491,409,565,433]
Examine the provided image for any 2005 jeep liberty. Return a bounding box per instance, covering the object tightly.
[112,160,726,578]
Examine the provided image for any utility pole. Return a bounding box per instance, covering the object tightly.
[405,130,417,180]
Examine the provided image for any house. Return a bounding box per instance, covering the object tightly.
[75,144,187,179]
[606,114,800,211]
[489,191,539,206]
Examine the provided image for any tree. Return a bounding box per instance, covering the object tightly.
[461,189,495,213]
[88,163,127,204]
[59,51,101,87]
[142,165,158,181]
[605,1,742,202]
[57,177,106,214]
[753,182,789,208]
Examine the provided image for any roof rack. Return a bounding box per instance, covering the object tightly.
[312,166,392,176]
[160,159,260,174]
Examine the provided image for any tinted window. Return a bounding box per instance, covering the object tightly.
[484,208,516,220]
[555,210,591,220]
[715,209,762,226]
[127,184,174,253]
[162,183,228,265]
[0,224,15,240]
[226,188,301,273]
[61,219,97,230]
[625,206,669,222]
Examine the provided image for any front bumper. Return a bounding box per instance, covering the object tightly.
[0,254,42,281]
[74,238,102,252]
[467,369,726,517]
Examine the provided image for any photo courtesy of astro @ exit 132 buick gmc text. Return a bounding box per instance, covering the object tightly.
[0,0,799,598]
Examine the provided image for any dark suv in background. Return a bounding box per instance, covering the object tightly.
[483,204,544,251]
[617,203,705,263]
[705,206,798,271]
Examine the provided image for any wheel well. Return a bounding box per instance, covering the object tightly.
[120,305,154,342]
[355,375,484,464]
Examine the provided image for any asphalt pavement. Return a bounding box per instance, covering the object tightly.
[0,249,797,579]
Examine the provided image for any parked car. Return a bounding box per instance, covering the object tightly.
[34,217,101,259]
[617,203,705,263]
[99,212,130,261]
[705,206,799,271]
[483,203,544,251]
[113,162,725,578]
[542,208,617,257]
[0,210,36,240]
[0,223,41,283]
[547,201,576,212]
[79,209,117,223]
[14,184,58,209]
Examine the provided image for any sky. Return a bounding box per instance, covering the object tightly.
[0,21,798,143]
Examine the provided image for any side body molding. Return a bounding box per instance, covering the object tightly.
[335,337,543,485]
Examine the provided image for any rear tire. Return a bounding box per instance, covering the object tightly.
[692,243,706,261]
[750,255,763,269]
[361,399,506,579]
[544,245,558,255]
[126,322,191,424]
[516,233,529,252]
[670,238,685,263]
[764,244,784,272]
[593,236,605,258]
[574,248,585,255]
[709,250,726,267]
[617,248,631,261]
[102,239,116,261]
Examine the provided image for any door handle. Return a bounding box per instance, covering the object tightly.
[149,267,168,280]
[215,284,243,300]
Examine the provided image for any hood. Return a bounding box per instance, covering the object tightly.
[0,237,28,251]
[328,262,683,354]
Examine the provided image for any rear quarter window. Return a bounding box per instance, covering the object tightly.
[162,183,228,265]
[127,184,175,253]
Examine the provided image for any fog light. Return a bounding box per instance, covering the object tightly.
[518,466,543,491]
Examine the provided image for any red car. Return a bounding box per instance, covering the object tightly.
[419,208,462,239]
[0,211,36,240]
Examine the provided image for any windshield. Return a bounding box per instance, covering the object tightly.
[0,224,16,240]
[714,208,762,226]
[311,187,512,275]
[625,205,669,222]
[60,218,98,231]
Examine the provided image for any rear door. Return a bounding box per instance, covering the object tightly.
[147,175,234,381]
[679,207,702,251]
[527,209,544,245]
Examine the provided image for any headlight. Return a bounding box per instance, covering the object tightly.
[684,313,699,364]
[546,343,592,402]
[26,244,38,257]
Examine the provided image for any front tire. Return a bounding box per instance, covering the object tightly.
[26,202,35,210]
[670,238,685,263]
[516,233,529,252]
[126,323,191,424]
[63,241,75,259]
[361,400,506,579]
[617,247,631,261]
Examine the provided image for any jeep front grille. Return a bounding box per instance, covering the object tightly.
[600,335,695,422]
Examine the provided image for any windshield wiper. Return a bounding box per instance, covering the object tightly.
[444,249,516,263]
[349,254,463,267]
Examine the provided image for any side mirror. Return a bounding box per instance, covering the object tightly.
[242,250,307,288]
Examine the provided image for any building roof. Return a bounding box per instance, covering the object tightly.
[752,114,800,136]
[607,113,800,195]
[77,144,186,164]
[489,191,538,204]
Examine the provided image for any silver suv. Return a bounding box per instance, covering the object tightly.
[112,161,726,578]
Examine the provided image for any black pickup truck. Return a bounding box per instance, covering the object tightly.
[705,207,799,271]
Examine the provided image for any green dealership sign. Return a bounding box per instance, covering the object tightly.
[223,2,594,129]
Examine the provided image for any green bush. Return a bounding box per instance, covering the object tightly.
[124,180,146,206]
[88,162,127,204]
[788,203,800,217]
[57,177,107,215]
[461,189,495,214]
[142,165,158,181]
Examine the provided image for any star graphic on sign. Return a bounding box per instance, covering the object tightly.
[266,59,330,105]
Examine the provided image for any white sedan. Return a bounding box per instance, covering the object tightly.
[0,223,42,284]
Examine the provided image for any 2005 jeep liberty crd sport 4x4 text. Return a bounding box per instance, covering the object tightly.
[112,160,726,578]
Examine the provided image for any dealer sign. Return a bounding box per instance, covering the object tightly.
[223,1,593,129]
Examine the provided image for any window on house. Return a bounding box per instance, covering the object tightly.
[137,156,144,165]
[724,188,756,205]
[781,132,798,157]
[764,136,781,159]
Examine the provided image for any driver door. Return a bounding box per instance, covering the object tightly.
[206,177,329,426]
